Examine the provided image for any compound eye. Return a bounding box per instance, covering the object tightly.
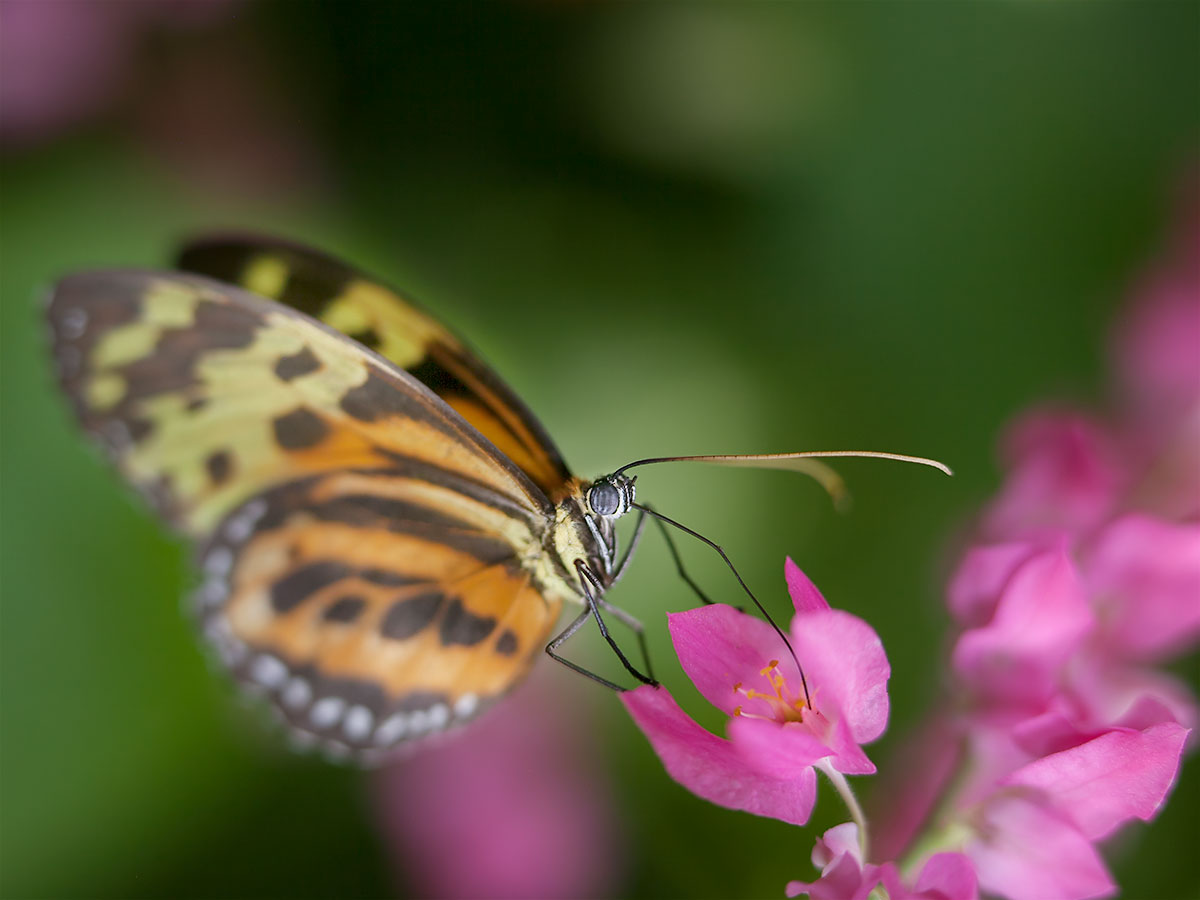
[588,481,621,517]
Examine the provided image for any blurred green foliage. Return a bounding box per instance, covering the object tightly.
[2,2,1197,898]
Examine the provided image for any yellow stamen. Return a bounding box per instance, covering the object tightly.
[732,659,809,723]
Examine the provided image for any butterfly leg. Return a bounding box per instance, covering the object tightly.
[610,506,648,586]
[586,505,657,682]
[577,560,658,687]
[596,597,656,684]
[545,608,626,692]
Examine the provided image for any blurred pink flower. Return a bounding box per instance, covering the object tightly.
[963,793,1115,900]
[785,823,886,900]
[1083,513,1200,663]
[0,0,239,147]
[621,559,889,826]
[1001,721,1189,841]
[1113,178,1200,436]
[980,412,1127,543]
[950,545,1093,714]
[870,174,1198,900]
[374,669,622,900]
[961,721,1187,900]
[945,518,1199,753]
[1112,185,1200,521]
[785,823,978,900]
[873,719,1186,900]
[879,854,979,900]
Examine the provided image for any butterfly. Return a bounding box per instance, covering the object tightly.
[46,235,949,761]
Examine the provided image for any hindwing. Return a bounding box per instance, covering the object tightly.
[199,469,563,757]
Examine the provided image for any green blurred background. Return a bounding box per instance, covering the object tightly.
[2,2,1197,898]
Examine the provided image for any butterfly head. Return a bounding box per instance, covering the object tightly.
[585,473,636,520]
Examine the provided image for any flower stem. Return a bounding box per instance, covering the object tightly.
[817,760,869,862]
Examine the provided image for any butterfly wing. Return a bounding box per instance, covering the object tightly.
[47,270,570,756]
[200,469,561,758]
[176,235,574,499]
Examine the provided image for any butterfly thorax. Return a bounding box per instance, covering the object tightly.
[540,474,635,602]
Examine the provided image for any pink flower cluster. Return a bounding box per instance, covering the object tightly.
[623,560,985,899]
[854,187,1199,899]
[623,183,1198,899]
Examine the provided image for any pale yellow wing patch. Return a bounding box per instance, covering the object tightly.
[46,270,551,538]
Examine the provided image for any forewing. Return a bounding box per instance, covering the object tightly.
[199,469,563,758]
[46,269,551,538]
[177,235,574,497]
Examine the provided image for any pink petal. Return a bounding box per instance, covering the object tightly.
[668,604,798,719]
[879,854,979,900]
[727,715,833,778]
[786,557,830,613]
[809,709,877,775]
[786,856,881,900]
[1013,661,1196,757]
[787,824,883,900]
[910,853,979,900]
[1003,721,1189,841]
[1052,655,1199,741]
[621,685,817,826]
[968,795,1115,900]
[1084,514,1200,661]
[981,410,1126,542]
[812,822,863,867]
[947,541,1043,626]
[790,609,891,743]
[951,548,1093,709]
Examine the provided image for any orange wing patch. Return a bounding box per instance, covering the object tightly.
[198,472,563,757]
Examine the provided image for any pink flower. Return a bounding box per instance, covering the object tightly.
[872,173,1198,900]
[980,411,1127,543]
[950,545,1094,714]
[963,793,1115,900]
[374,669,623,900]
[1112,178,1200,435]
[962,721,1188,900]
[1083,513,1200,663]
[621,559,889,826]
[946,520,1199,750]
[874,719,1187,900]
[785,823,885,900]
[880,854,979,900]
[785,823,978,900]
[1001,721,1189,841]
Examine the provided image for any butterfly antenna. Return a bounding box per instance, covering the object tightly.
[632,503,811,709]
[616,450,951,511]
